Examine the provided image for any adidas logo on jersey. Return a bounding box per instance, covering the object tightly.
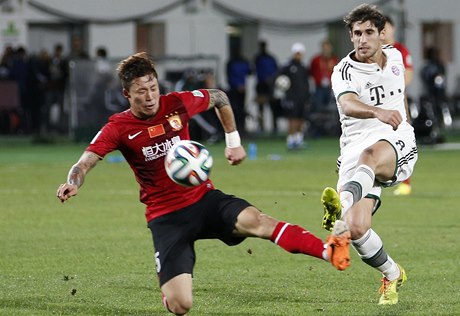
[365,82,373,89]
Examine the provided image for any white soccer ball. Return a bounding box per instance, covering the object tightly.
[275,75,291,91]
[165,140,213,187]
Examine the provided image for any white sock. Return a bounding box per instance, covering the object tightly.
[352,229,399,280]
[352,229,381,259]
[381,257,400,281]
[322,244,329,261]
[340,164,375,212]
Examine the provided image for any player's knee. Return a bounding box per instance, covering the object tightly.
[254,213,276,237]
[236,207,275,238]
[165,296,192,315]
[346,220,369,240]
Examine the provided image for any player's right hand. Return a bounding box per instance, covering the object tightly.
[225,146,246,166]
[56,183,78,203]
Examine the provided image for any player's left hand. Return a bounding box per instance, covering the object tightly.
[56,183,78,203]
[225,146,246,165]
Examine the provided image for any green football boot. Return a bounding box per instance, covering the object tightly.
[321,187,342,231]
[378,264,407,305]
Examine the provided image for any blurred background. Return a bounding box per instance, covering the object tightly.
[1,0,459,144]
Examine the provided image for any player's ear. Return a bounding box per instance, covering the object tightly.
[380,29,386,41]
[122,89,130,98]
[349,31,353,43]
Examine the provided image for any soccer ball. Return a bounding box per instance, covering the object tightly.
[274,75,291,91]
[164,140,213,187]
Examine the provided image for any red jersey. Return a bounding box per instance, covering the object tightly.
[309,54,338,87]
[393,42,413,70]
[86,89,214,222]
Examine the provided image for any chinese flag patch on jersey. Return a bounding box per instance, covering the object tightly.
[148,124,165,138]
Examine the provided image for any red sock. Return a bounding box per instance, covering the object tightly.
[270,222,325,259]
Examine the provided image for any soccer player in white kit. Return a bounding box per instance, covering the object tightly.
[320,4,418,305]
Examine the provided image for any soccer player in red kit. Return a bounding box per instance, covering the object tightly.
[56,52,351,315]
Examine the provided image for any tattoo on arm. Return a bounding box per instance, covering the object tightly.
[67,151,100,188]
[208,89,229,109]
[67,166,84,188]
[207,89,237,133]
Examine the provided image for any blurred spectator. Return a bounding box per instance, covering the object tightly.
[419,46,448,140]
[309,39,337,113]
[0,45,19,133]
[45,43,69,134]
[278,42,310,150]
[95,46,111,74]
[198,71,223,143]
[29,49,51,137]
[0,45,14,79]
[421,47,446,103]
[9,46,32,133]
[85,47,119,130]
[253,40,280,134]
[69,35,89,60]
[226,45,251,136]
[100,47,128,114]
[175,68,200,91]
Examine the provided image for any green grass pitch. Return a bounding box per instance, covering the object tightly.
[0,137,459,315]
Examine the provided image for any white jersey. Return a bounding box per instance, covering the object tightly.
[331,46,418,194]
[331,45,414,149]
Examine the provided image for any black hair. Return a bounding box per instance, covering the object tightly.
[344,3,386,33]
[116,52,158,90]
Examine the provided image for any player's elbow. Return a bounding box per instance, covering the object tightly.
[338,93,359,115]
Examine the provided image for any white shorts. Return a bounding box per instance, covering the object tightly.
[336,127,418,199]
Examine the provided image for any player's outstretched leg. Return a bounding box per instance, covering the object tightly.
[326,220,351,271]
[378,263,407,305]
[270,220,351,271]
[321,187,342,231]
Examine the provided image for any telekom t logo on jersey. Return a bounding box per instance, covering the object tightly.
[369,85,404,106]
[369,85,385,106]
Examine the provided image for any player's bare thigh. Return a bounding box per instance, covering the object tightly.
[357,140,397,182]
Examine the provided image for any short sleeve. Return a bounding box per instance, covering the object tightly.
[331,63,358,100]
[176,89,210,117]
[86,123,120,158]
